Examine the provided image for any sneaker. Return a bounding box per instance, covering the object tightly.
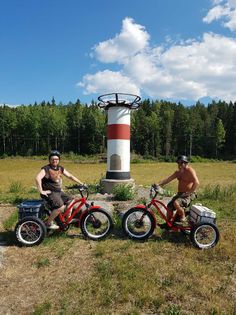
[46,222,60,230]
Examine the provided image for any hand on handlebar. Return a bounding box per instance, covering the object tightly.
[152,183,159,191]
[77,183,88,190]
[151,184,165,195]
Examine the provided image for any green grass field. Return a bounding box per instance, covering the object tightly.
[1,158,236,220]
[0,158,236,314]
[0,158,236,190]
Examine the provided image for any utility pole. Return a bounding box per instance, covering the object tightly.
[189,133,192,160]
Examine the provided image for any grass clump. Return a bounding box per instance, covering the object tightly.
[33,302,51,315]
[8,181,25,193]
[197,184,236,220]
[2,210,18,230]
[112,184,135,201]
[200,184,236,201]
[164,305,182,315]
[33,257,50,269]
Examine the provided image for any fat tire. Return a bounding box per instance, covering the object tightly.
[122,207,155,240]
[15,216,47,247]
[80,208,113,240]
[190,222,220,249]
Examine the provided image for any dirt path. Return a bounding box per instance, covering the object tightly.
[0,205,16,268]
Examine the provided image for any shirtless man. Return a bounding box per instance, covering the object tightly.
[157,155,199,224]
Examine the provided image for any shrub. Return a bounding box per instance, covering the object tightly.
[112,184,135,201]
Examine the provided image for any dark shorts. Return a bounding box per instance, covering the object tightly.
[41,191,72,211]
[167,192,197,212]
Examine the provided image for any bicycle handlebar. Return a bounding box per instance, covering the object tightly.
[150,184,164,198]
[76,185,89,198]
[76,184,88,191]
[66,184,89,198]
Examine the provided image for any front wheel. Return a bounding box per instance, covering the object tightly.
[80,208,113,240]
[122,208,155,240]
[190,222,220,249]
[15,216,47,247]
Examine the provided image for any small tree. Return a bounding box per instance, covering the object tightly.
[215,118,226,158]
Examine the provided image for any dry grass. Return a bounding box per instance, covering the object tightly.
[0,158,236,192]
[131,161,236,189]
[0,220,235,315]
[0,159,105,192]
[0,225,96,315]
[0,159,236,314]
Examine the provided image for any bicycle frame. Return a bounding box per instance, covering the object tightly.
[15,187,113,246]
[136,191,192,233]
[56,190,101,228]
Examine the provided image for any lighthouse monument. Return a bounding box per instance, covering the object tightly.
[98,93,141,193]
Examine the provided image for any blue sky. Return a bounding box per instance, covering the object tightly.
[1,0,236,106]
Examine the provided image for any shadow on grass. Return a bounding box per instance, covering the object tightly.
[157,229,191,246]
[111,211,192,246]
[0,231,17,246]
[0,221,191,248]
[111,225,191,247]
[0,228,86,248]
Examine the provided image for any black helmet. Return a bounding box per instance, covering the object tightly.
[48,150,61,160]
[176,155,189,163]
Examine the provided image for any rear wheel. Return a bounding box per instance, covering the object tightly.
[122,208,155,240]
[15,216,47,246]
[190,222,219,249]
[80,208,113,240]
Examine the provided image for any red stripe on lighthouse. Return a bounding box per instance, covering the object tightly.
[107,124,130,140]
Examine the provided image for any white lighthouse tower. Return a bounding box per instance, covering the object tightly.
[98,93,141,193]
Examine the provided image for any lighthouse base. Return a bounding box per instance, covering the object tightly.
[101,178,135,194]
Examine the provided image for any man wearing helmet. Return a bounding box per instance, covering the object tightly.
[157,155,199,224]
[35,150,84,229]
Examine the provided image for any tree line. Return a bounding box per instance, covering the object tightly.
[0,98,235,160]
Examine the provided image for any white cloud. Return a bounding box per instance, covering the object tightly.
[78,70,140,95]
[157,33,236,100]
[92,17,150,64]
[78,17,236,103]
[203,0,236,31]
[212,0,225,5]
[203,4,230,23]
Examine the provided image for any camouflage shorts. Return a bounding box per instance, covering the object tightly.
[167,192,197,211]
[41,191,72,210]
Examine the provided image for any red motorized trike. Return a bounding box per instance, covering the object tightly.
[15,186,113,246]
[122,184,220,249]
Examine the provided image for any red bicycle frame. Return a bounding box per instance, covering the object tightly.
[136,192,192,233]
[56,191,101,228]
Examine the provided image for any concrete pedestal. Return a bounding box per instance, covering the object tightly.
[101,178,135,194]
